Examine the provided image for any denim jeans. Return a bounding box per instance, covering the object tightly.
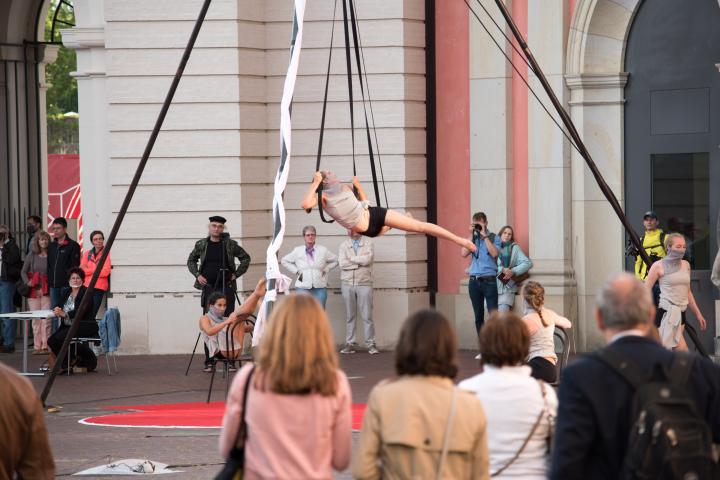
[49,287,68,332]
[468,276,498,334]
[0,280,17,347]
[300,287,328,309]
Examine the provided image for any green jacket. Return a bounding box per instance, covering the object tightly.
[186,234,251,291]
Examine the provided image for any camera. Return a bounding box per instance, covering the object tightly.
[472,223,485,241]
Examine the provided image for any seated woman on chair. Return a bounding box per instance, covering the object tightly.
[301,171,477,252]
[199,278,266,369]
[47,267,99,370]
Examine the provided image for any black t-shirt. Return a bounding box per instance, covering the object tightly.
[201,240,224,287]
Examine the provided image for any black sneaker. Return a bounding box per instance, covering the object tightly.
[0,345,15,353]
[227,362,237,372]
[202,362,214,373]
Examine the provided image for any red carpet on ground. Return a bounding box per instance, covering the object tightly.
[80,402,367,430]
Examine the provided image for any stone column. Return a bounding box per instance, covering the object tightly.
[61,0,110,235]
[527,0,577,327]
[567,73,628,351]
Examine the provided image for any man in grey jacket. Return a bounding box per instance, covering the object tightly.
[338,230,378,354]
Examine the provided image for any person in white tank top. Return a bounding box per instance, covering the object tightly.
[300,171,477,252]
[521,281,572,384]
[644,233,707,351]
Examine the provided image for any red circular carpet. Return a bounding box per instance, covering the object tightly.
[80,402,367,430]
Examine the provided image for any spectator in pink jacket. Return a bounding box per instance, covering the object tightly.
[219,294,352,478]
[80,230,111,320]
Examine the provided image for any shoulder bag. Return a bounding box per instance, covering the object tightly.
[215,365,256,480]
[436,387,458,480]
[491,380,553,477]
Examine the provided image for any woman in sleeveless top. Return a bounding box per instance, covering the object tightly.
[645,233,707,350]
[521,281,571,383]
[301,171,477,252]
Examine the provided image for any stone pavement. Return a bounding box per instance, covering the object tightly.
[1,348,482,479]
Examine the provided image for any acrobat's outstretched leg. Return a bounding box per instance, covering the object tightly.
[382,210,476,252]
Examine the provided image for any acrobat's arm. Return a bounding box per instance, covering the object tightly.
[352,176,369,202]
[301,172,323,211]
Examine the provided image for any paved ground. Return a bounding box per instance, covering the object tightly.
[1,348,483,479]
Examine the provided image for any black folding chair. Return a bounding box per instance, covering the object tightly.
[206,315,255,403]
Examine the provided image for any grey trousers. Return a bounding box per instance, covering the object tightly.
[341,284,375,345]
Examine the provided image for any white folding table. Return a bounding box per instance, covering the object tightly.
[0,310,54,376]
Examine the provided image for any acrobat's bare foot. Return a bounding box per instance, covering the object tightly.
[464,239,477,253]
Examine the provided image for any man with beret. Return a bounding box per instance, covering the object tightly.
[187,216,251,371]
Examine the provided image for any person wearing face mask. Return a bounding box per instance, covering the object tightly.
[80,230,112,320]
[645,233,707,350]
[495,226,532,312]
[199,278,266,371]
[21,231,52,354]
[24,215,42,256]
[47,267,98,370]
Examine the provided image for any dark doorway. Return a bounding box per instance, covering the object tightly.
[625,0,720,352]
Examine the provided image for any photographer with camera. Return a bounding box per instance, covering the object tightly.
[629,211,666,306]
[461,212,501,342]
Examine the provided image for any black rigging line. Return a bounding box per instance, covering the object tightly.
[463,0,583,157]
[348,0,389,208]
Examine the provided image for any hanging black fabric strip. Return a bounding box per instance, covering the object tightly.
[315,0,338,223]
[341,0,357,177]
[348,0,382,207]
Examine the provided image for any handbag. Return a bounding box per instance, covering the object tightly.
[436,387,458,480]
[215,365,256,480]
[15,279,31,298]
[491,380,553,477]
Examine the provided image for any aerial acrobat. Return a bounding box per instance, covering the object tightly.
[300,170,477,252]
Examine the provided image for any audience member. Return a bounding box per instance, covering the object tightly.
[80,230,112,320]
[338,229,378,355]
[644,233,707,350]
[459,312,557,479]
[521,281,572,383]
[0,224,22,353]
[353,309,489,479]
[550,272,720,479]
[24,215,42,255]
[199,279,265,372]
[21,231,52,354]
[47,267,98,370]
[495,225,532,312]
[219,294,351,478]
[47,217,81,332]
[0,363,54,479]
[281,225,338,309]
[461,212,501,337]
[187,215,251,372]
[633,211,666,305]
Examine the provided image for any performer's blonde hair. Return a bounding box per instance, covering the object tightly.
[664,232,685,251]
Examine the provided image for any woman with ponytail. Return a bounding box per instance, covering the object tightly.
[521,281,571,383]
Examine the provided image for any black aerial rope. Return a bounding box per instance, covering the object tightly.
[340,0,357,177]
[40,0,215,404]
[315,0,339,224]
[350,0,389,208]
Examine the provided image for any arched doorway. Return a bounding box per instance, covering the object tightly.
[624,0,720,350]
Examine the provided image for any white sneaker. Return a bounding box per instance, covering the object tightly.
[367,345,379,355]
[340,344,356,354]
[475,353,482,360]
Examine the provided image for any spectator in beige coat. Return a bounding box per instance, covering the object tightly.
[353,309,490,479]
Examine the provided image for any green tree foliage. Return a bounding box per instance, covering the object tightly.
[44,0,77,116]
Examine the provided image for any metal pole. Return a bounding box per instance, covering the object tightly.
[491,0,650,268]
[40,0,214,404]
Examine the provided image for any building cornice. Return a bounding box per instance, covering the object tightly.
[565,73,629,90]
[60,27,105,49]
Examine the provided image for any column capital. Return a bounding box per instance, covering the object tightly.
[566,73,629,106]
[60,27,105,50]
[565,73,629,90]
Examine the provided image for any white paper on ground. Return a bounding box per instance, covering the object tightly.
[73,459,181,475]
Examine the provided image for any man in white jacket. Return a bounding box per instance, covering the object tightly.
[281,225,338,309]
[338,230,378,354]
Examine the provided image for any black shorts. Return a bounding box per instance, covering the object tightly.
[361,206,387,238]
[528,356,558,384]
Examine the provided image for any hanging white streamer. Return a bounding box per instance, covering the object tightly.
[253,0,307,347]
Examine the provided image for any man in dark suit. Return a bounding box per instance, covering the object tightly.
[550,272,720,479]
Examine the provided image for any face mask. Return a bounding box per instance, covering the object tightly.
[210,306,225,318]
[69,281,83,288]
[26,225,36,234]
[666,249,685,260]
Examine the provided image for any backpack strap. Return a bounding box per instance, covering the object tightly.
[667,352,694,387]
[592,348,647,389]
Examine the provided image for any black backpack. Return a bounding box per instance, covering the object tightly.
[595,349,719,480]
